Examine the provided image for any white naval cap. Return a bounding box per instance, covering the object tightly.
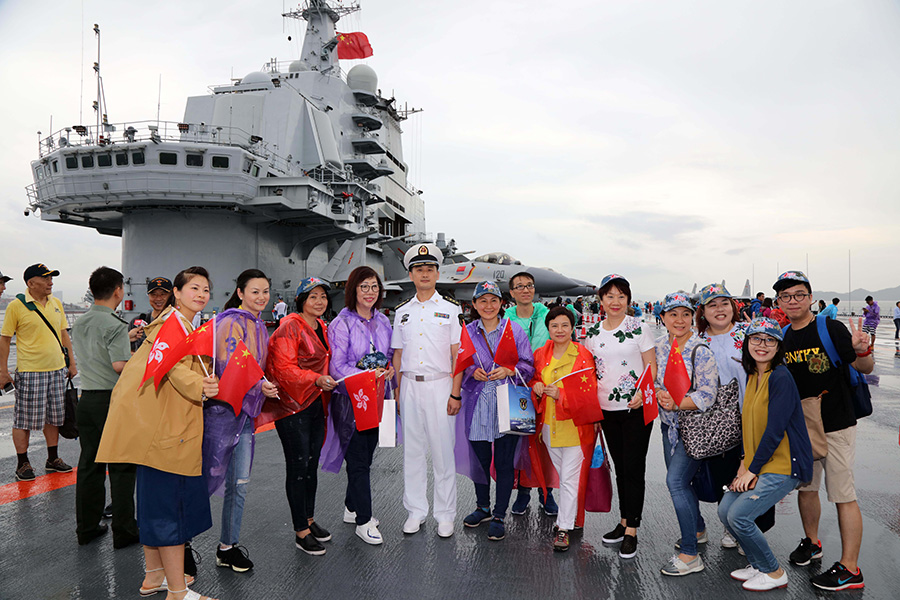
[403,242,442,270]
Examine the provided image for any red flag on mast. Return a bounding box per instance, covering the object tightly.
[493,319,519,372]
[454,325,476,376]
[140,312,188,389]
[216,339,265,416]
[336,32,373,60]
[663,339,690,407]
[636,363,658,425]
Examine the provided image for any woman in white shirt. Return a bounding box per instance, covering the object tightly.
[582,274,656,559]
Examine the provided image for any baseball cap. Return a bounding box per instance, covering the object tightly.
[23,263,59,281]
[662,291,693,313]
[473,280,502,300]
[296,276,330,297]
[147,277,173,293]
[773,270,811,293]
[746,317,784,341]
[0,270,11,283]
[698,283,732,305]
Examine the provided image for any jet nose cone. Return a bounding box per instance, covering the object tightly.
[530,268,578,294]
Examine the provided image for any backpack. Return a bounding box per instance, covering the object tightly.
[783,317,872,419]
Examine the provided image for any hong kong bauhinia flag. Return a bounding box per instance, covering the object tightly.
[344,370,385,431]
[663,339,690,407]
[454,325,476,376]
[493,319,519,372]
[217,339,264,416]
[636,363,658,425]
[336,31,373,60]
[139,312,188,388]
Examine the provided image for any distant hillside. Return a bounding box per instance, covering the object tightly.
[814,285,900,302]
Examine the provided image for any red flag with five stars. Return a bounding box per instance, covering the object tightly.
[636,363,658,425]
[555,367,603,425]
[336,32,373,60]
[217,339,264,416]
[493,319,519,372]
[663,339,690,406]
[454,324,476,376]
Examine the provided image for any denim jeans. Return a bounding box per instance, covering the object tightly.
[275,398,325,532]
[220,417,254,545]
[661,423,705,556]
[344,427,379,525]
[470,435,518,519]
[718,473,799,573]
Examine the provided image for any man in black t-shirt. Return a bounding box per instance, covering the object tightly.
[774,271,874,592]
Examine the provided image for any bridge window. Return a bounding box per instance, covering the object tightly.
[211,156,229,169]
[132,151,145,165]
[186,153,203,167]
[250,164,260,177]
[115,152,128,166]
[98,154,112,167]
[81,155,94,168]
[34,167,43,180]
[65,156,78,170]
[159,152,177,165]
[51,160,59,173]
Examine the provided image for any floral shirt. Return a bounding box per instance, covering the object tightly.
[654,333,718,452]
[583,316,654,411]
[699,322,748,407]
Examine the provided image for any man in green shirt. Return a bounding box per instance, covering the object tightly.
[71,267,139,548]
[503,271,558,516]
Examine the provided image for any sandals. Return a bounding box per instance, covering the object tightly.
[138,569,196,597]
[167,588,218,600]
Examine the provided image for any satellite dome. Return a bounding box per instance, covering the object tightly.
[347,64,377,93]
[240,71,274,88]
[288,60,309,72]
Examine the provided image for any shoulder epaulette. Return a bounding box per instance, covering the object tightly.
[395,297,412,310]
[440,293,460,306]
[112,313,129,325]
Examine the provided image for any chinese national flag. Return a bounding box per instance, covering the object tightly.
[344,370,385,431]
[558,369,603,426]
[140,312,188,389]
[217,339,264,416]
[336,31,373,60]
[454,325,476,376]
[181,317,215,358]
[636,363,658,425]
[663,339,691,406]
[493,319,519,372]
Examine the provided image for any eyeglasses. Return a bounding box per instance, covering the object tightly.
[511,283,535,291]
[358,284,380,293]
[777,292,810,303]
[748,336,779,348]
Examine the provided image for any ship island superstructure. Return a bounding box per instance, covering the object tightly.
[26,0,424,314]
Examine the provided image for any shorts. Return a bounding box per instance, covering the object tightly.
[797,426,857,503]
[13,369,67,430]
[861,324,877,335]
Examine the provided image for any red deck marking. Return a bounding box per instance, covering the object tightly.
[0,470,78,506]
[256,421,276,433]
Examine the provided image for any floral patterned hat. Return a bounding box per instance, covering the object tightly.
[296,276,331,297]
[473,280,502,299]
[746,317,784,341]
[662,291,693,313]
[600,273,629,289]
[698,282,732,305]
[773,270,810,292]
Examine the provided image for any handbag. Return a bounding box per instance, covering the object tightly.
[800,396,828,460]
[59,378,79,439]
[677,344,742,459]
[585,433,612,513]
[497,370,536,436]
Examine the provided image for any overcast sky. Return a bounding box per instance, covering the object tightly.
[1,0,899,302]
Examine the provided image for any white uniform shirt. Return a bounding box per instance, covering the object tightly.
[274,301,287,319]
[391,291,462,375]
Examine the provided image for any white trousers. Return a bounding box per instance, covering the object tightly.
[543,424,582,531]
[399,376,457,523]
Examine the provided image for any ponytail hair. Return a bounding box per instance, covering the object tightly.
[224,269,269,310]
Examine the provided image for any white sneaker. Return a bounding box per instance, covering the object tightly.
[437,521,454,538]
[743,571,788,591]
[355,519,383,545]
[738,543,745,556]
[730,565,760,581]
[721,532,738,548]
[402,516,424,534]
[343,507,356,524]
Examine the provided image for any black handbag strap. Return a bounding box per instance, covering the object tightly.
[686,342,709,392]
[16,295,68,366]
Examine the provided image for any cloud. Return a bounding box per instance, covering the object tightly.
[587,212,707,242]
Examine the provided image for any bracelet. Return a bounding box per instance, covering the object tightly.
[856,347,873,358]
[449,394,461,401]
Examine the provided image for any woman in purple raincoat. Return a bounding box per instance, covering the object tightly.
[321,266,394,546]
[202,269,279,572]
[450,280,534,542]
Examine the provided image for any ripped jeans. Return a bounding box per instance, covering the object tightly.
[718,473,799,573]
[220,417,254,546]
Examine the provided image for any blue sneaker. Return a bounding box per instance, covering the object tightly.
[487,518,505,541]
[540,489,559,516]
[511,489,531,515]
[463,507,492,528]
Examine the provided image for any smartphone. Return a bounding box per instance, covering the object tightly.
[1,382,14,395]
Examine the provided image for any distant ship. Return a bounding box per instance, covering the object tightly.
[26,1,429,315]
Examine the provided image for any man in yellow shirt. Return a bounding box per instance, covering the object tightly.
[0,264,77,481]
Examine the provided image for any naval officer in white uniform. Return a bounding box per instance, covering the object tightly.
[391,243,462,538]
